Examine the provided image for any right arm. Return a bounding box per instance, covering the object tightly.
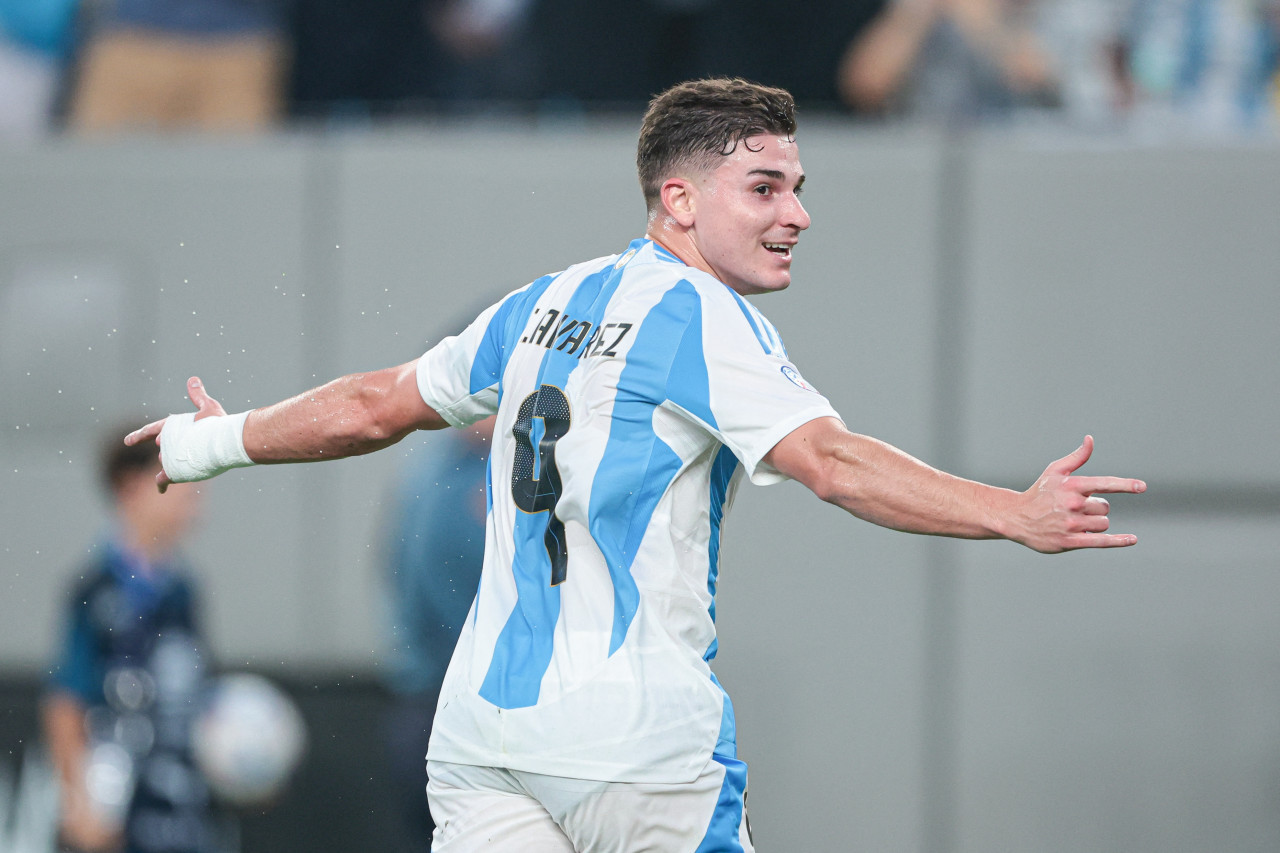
[242,360,449,463]
[126,360,450,491]
[838,0,942,111]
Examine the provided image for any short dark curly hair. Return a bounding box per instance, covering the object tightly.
[100,423,160,495]
[637,78,797,211]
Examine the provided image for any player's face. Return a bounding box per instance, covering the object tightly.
[121,465,205,552]
[692,133,810,296]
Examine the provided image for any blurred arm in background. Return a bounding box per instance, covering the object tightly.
[838,0,1060,116]
[42,691,122,852]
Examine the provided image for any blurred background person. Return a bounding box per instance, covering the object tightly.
[0,0,80,139]
[837,0,1062,123]
[287,0,890,117]
[376,417,494,853]
[1103,0,1280,136]
[440,0,886,115]
[66,0,287,134]
[41,427,229,853]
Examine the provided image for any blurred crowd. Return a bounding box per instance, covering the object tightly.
[1,0,1277,140]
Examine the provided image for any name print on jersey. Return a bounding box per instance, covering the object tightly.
[521,308,633,359]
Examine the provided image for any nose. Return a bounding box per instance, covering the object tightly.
[784,193,811,231]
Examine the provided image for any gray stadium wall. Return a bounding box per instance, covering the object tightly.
[2,124,1278,853]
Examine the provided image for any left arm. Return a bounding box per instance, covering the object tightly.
[765,417,1144,553]
[42,692,122,852]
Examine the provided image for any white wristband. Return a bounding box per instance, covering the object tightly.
[159,410,255,483]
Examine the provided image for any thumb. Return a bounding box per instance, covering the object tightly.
[1046,435,1093,477]
[187,376,209,406]
[186,376,225,419]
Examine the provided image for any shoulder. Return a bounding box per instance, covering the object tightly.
[531,252,623,299]
[484,253,621,332]
[617,253,790,356]
[618,246,731,310]
[676,276,789,360]
[167,569,199,600]
[63,556,114,607]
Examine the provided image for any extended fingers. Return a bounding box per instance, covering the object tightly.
[1046,479,1143,549]
[124,418,166,447]
[1070,476,1147,496]
[1063,532,1138,550]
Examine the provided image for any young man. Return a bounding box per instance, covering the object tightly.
[44,429,222,853]
[127,78,1144,852]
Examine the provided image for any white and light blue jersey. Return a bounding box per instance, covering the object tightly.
[416,237,840,783]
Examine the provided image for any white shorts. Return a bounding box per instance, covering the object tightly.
[426,756,755,853]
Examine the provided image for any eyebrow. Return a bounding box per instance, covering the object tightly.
[748,168,805,187]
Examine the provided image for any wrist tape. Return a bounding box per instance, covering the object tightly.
[159,410,254,483]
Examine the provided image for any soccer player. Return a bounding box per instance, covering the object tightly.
[126,78,1145,852]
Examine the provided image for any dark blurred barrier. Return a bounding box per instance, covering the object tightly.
[0,673,403,853]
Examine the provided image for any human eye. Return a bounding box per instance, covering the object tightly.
[753,184,773,196]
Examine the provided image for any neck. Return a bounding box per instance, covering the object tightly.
[644,227,714,280]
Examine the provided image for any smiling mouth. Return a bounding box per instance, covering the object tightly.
[764,242,794,259]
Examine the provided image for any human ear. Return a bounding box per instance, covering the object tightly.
[659,178,697,227]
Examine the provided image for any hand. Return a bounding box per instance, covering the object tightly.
[1012,436,1146,553]
[124,376,227,493]
[58,785,123,852]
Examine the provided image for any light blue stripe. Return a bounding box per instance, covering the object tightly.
[484,453,493,516]
[758,304,786,356]
[590,278,711,655]
[1176,0,1211,98]
[703,446,739,663]
[479,259,625,709]
[468,274,556,397]
[694,746,749,853]
[758,307,783,355]
[467,277,553,652]
[727,291,771,354]
[650,240,682,264]
[726,289,787,357]
[709,671,737,757]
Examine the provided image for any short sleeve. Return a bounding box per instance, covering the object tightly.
[416,286,531,427]
[669,280,843,485]
[47,589,99,703]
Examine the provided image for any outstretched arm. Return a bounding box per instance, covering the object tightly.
[126,361,450,492]
[765,417,1145,553]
